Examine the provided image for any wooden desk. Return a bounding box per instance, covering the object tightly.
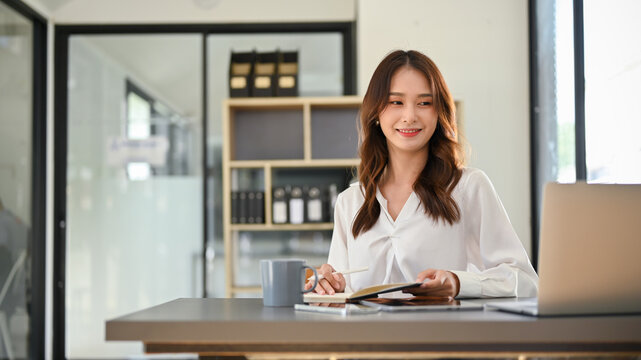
[106,298,641,358]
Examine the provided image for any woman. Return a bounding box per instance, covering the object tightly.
[305,50,538,298]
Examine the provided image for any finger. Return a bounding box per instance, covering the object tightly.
[419,276,442,289]
[419,269,449,288]
[313,282,324,295]
[325,272,340,290]
[316,264,340,290]
[316,264,335,279]
[319,278,337,295]
[311,282,323,294]
[329,273,345,292]
[306,279,323,292]
[419,271,457,297]
[435,270,448,285]
[416,268,438,282]
[333,273,346,292]
[318,263,336,275]
[312,276,329,294]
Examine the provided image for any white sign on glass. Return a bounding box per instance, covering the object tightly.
[106,136,169,166]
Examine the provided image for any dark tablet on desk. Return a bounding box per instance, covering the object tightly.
[359,296,483,312]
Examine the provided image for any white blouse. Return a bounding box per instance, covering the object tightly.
[327,167,538,298]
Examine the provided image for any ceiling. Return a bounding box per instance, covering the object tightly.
[36,0,73,12]
[35,0,222,13]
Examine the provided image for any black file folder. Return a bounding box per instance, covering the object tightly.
[276,51,299,97]
[231,191,239,223]
[229,51,255,97]
[238,191,248,224]
[252,52,278,97]
[255,191,265,224]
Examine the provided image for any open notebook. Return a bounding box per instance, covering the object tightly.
[303,282,421,303]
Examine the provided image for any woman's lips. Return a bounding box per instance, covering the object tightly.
[397,128,421,137]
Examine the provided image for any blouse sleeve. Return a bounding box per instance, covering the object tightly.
[326,192,353,292]
[451,170,539,298]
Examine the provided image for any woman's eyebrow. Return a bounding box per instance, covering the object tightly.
[388,92,433,97]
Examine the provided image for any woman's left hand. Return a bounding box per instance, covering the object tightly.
[403,268,460,298]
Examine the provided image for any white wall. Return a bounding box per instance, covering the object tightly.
[358,0,532,253]
[49,0,355,23]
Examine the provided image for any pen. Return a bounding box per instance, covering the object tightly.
[307,266,369,282]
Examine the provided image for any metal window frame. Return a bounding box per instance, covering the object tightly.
[0,1,46,359]
[530,0,587,270]
[573,0,587,181]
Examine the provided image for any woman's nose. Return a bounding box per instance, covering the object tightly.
[402,105,417,123]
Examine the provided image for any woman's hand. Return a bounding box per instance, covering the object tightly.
[404,268,460,298]
[303,264,346,295]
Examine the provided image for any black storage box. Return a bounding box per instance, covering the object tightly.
[252,51,278,97]
[276,51,299,97]
[229,51,255,97]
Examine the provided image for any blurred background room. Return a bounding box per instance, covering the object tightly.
[1,0,640,358]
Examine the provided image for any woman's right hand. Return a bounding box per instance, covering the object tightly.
[304,263,346,295]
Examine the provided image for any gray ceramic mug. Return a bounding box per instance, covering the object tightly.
[260,259,318,307]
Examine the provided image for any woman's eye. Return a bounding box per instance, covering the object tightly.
[419,101,432,106]
[389,100,402,105]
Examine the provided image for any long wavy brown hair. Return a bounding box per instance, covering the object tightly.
[352,50,463,237]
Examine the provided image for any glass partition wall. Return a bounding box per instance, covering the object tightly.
[0,0,46,358]
[0,3,32,358]
[57,25,353,358]
[65,34,203,357]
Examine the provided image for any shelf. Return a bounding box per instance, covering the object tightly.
[229,159,360,168]
[230,223,334,231]
[223,96,362,297]
[225,96,362,108]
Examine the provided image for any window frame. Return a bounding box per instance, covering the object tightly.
[530,0,591,270]
[125,78,155,139]
[0,0,47,359]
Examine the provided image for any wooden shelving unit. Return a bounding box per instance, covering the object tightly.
[222,96,362,297]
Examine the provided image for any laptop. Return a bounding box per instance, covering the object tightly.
[487,182,641,316]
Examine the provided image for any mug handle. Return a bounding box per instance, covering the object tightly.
[302,265,318,294]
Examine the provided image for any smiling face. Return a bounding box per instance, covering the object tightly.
[378,66,438,157]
